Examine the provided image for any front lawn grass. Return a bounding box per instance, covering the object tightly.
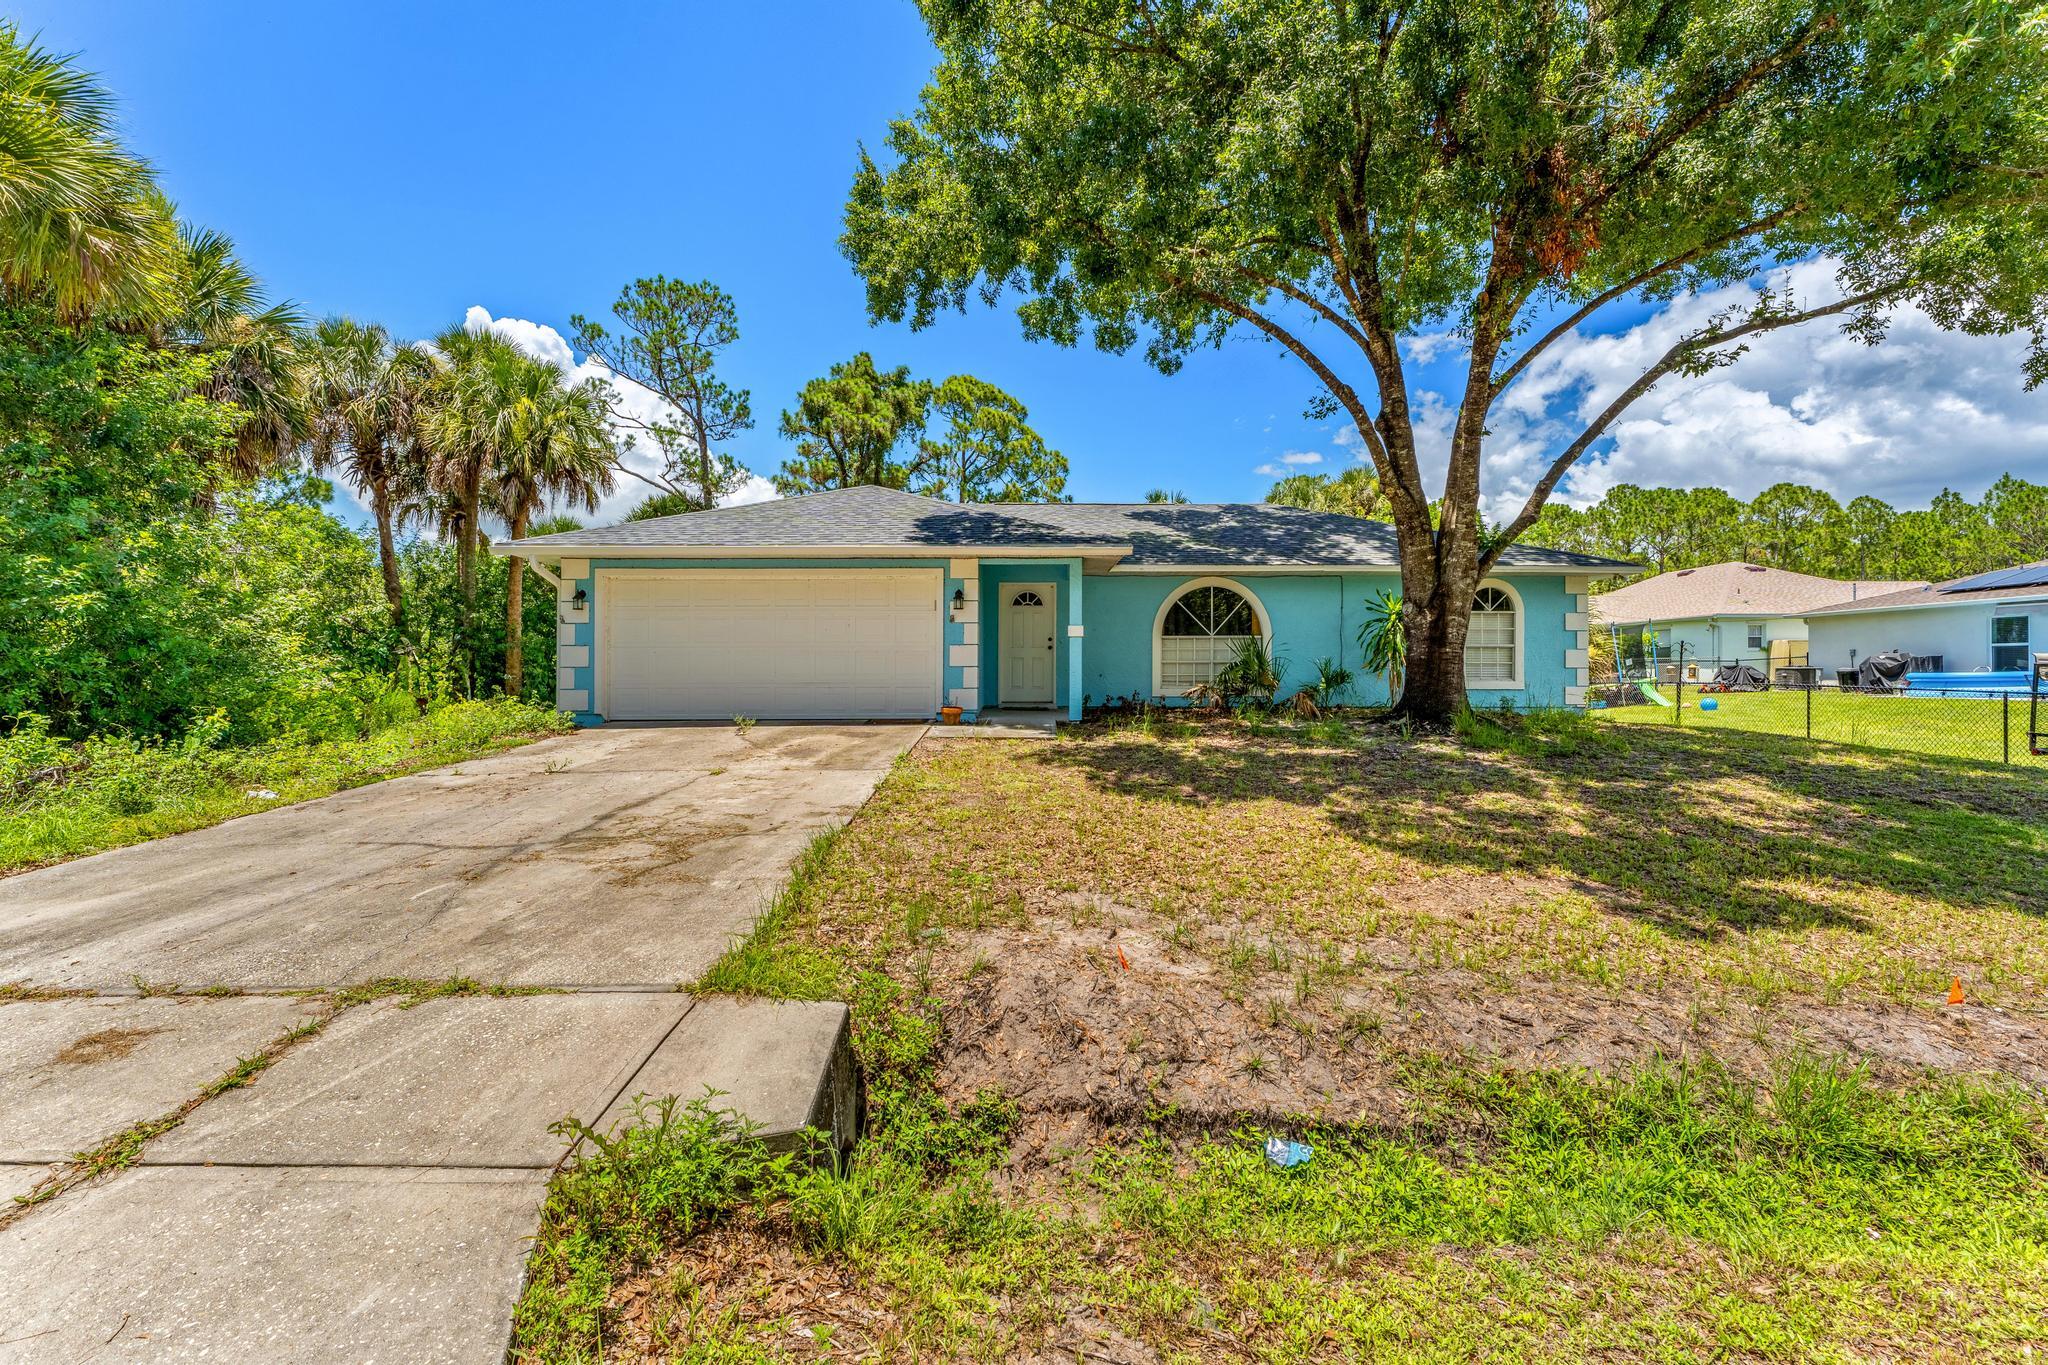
[0,698,572,873]
[762,707,2047,1009]
[516,711,2048,1362]
[1597,685,2046,768]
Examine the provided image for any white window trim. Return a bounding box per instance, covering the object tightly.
[1990,611,2031,671]
[1150,576,1272,697]
[1464,577,1525,691]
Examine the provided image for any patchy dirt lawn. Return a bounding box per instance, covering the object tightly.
[794,716,2048,1148]
[555,715,2048,1363]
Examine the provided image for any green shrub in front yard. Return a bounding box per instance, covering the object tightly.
[513,1096,788,1362]
[0,697,571,872]
[512,967,2048,1361]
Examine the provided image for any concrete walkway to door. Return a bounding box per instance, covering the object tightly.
[0,723,916,1363]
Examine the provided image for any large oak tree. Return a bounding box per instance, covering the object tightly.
[843,0,2047,722]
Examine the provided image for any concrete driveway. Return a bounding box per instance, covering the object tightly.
[0,723,914,991]
[0,723,916,1363]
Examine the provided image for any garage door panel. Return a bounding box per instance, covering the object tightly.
[602,571,940,720]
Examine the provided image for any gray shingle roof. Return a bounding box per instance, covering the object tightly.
[507,484,1636,570]
[1803,561,2048,615]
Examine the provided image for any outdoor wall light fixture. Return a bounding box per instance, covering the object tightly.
[951,587,966,618]
[571,587,588,611]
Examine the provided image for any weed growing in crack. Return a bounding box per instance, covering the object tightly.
[329,976,557,1009]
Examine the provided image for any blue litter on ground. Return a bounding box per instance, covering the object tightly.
[1264,1136,1314,1169]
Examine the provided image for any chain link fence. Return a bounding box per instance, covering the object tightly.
[1589,649,2048,769]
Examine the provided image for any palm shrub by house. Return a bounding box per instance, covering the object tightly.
[1358,591,1407,702]
[1187,636,1286,711]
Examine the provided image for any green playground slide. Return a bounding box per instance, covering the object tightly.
[1636,681,1674,707]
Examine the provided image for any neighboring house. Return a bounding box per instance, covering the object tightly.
[1803,560,2048,677]
[491,485,1635,724]
[1592,561,1923,678]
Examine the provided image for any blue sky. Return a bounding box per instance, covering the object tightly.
[17,2,2045,523]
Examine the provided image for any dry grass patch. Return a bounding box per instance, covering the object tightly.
[796,716,2048,1014]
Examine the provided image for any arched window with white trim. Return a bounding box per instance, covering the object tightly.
[1153,579,1268,694]
[1465,582,1522,687]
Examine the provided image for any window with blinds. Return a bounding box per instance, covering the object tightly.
[1465,585,1518,685]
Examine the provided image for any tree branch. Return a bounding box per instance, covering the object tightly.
[1481,282,1906,573]
[1490,205,1800,401]
[1223,260,1376,358]
[1322,210,1433,517]
[1183,283,1383,461]
[1038,0,1186,64]
[1581,15,1834,222]
[612,460,681,497]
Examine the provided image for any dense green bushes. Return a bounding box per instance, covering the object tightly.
[0,306,391,740]
[0,302,568,748]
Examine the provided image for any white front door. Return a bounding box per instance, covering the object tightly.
[999,582,1057,705]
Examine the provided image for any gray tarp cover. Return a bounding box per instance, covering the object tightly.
[1711,663,1768,691]
[1856,649,1915,691]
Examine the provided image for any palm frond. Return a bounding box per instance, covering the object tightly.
[0,25,181,318]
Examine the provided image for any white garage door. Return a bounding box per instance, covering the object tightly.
[600,569,941,720]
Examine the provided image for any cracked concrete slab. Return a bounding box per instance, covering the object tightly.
[601,998,858,1155]
[0,1165,547,1363]
[0,724,916,991]
[0,996,325,1162]
[1,1163,57,1207]
[0,724,896,1360]
[149,992,691,1168]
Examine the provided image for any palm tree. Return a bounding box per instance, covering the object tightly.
[303,318,435,628]
[492,364,614,696]
[424,326,528,660]
[0,24,181,319]
[170,224,309,477]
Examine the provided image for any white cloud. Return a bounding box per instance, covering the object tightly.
[1404,331,1460,363]
[722,473,779,507]
[463,306,781,526]
[1380,258,2048,522]
[463,305,574,370]
[1252,448,1331,478]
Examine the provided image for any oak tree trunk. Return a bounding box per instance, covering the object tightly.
[1383,549,1480,728]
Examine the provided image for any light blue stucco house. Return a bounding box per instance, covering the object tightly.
[493,486,1632,724]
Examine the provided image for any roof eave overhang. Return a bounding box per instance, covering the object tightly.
[1808,592,2048,618]
[491,542,1134,563]
[1598,608,1818,624]
[1106,561,1639,575]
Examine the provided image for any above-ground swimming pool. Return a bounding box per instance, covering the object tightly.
[1902,671,2033,697]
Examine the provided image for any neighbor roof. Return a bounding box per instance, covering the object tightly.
[1804,560,2048,616]
[503,485,1637,571]
[1591,561,1924,624]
